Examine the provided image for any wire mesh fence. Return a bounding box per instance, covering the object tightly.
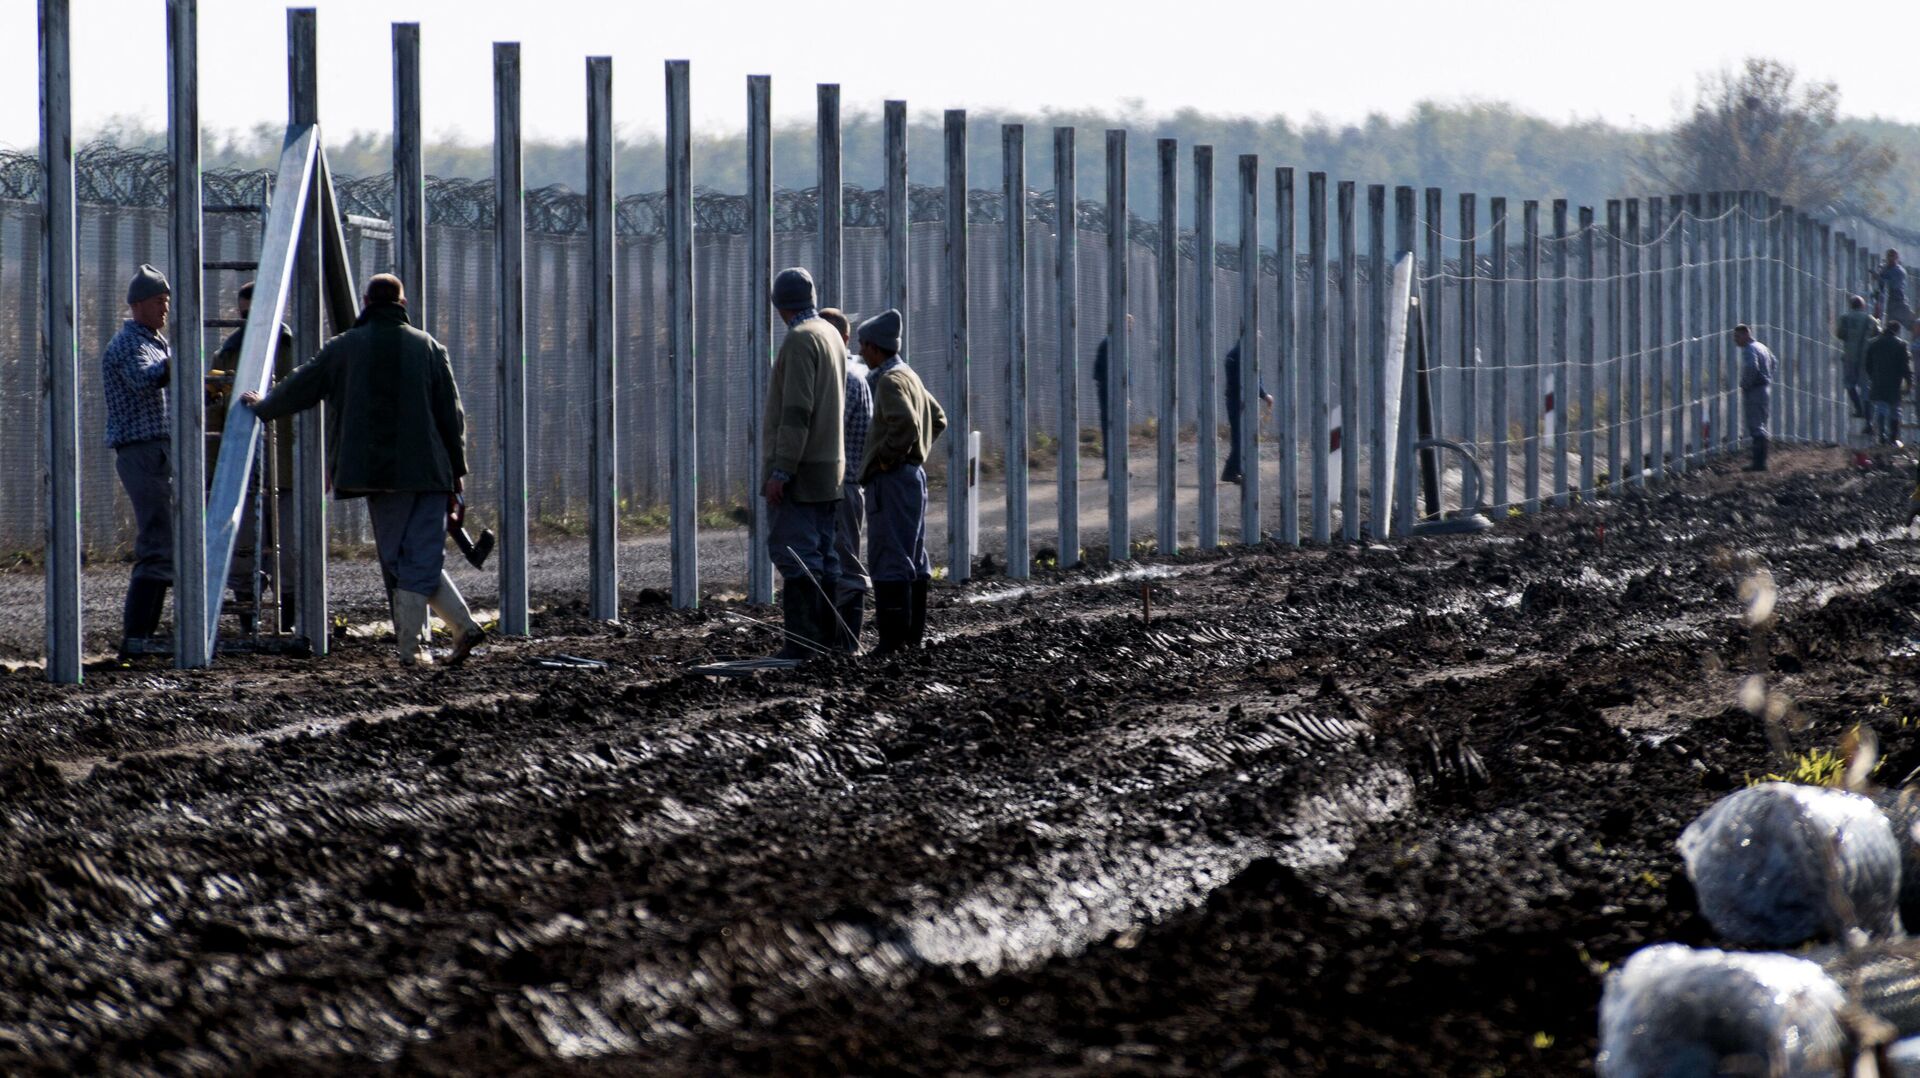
[0,147,1882,569]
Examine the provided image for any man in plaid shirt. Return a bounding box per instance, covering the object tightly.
[821,309,872,650]
[103,264,177,659]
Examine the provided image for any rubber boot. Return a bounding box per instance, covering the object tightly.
[428,571,487,667]
[393,589,432,666]
[774,584,821,660]
[907,577,931,649]
[1745,435,1769,472]
[816,577,843,657]
[870,582,912,656]
[836,588,866,654]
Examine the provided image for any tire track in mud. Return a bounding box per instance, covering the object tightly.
[3,451,1920,1073]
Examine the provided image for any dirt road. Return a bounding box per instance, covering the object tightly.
[1,446,1915,1074]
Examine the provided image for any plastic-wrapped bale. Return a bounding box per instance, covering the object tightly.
[1596,944,1846,1077]
[1677,782,1903,946]
[1875,788,1920,926]
[1889,1036,1920,1076]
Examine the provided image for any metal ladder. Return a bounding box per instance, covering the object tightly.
[201,179,287,648]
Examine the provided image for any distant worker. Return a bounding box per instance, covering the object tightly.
[209,280,298,633]
[1836,294,1878,422]
[1866,320,1910,445]
[1090,313,1134,478]
[1909,319,1920,437]
[1882,249,1910,326]
[103,264,175,660]
[855,309,946,654]
[1733,323,1776,472]
[819,307,872,651]
[761,268,847,659]
[241,274,487,667]
[1221,335,1274,486]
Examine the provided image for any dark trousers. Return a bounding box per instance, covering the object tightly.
[366,491,448,597]
[1223,400,1246,479]
[1094,379,1111,460]
[769,498,841,583]
[115,439,174,585]
[1742,387,1771,441]
[866,464,931,583]
[1872,398,1901,442]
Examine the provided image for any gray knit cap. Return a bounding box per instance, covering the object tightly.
[771,267,816,309]
[856,308,903,354]
[127,264,170,305]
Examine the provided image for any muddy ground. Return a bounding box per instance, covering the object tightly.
[2,446,1918,1075]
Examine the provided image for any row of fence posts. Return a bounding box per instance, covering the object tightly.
[33,0,1870,682]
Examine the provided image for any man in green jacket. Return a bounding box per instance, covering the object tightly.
[1837,294,1879,424]
[241,274,486,667]
[762,267,847,659]
[856,309,947,654]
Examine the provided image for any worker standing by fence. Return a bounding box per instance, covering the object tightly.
[856,308,946,655]
[103,265,176,661]
[242,274,486,667]
[1837,295,1878,424]
[761,268,847,660]
[820,308,873,652]
[1221,333,1273,486]
[1090,314,1133,478]
[209,281,298,633]
[1880,250,1910,327]
[1866,321,1910,444]
[1734,323,1775,472]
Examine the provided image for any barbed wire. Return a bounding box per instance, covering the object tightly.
[0,144,1315,277]
[4,146,1900,291]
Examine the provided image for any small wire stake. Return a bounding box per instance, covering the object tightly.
[1141,582,1151,624]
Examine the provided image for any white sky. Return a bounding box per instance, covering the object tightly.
[0,0,1904,150]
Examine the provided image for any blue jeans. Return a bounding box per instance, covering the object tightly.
[769,498,841,583]
[1873,399,1901,442]
[866,464,931,583]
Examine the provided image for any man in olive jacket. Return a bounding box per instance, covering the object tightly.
[855,309,947,654]
[1837,295,1879,423]
[762,267,847,658]
[241,274,486,667]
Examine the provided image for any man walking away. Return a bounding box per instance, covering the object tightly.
[1221,334,1273,485]
[242,274,486,667]
[856,309,947,654]
[1866,320,1910,445]
[1882,250,1911,327]
[1734,323,1776,472]
[103,264,176,660]
[1836,295,1879,423]
[762,268,847,659]
[820,307,872,652]
[209,280,299,632]
[1090,314,1135,478]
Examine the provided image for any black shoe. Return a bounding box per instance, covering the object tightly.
[1221,472,1244,485]
[870,582,912,655]
[121,578,169,639]
[908,578,930,649]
